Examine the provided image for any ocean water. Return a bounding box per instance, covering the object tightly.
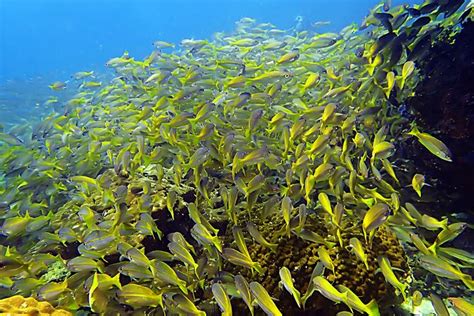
[0,0,472,315]
[0,0,414,80]
[1,0,415,125]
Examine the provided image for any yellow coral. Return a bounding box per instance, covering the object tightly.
[0,295,71,316]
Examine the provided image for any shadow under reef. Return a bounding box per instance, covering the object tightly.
[403,20,474,250]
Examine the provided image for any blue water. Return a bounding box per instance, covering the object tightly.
[0,0,418,125]
[0,0,420,81]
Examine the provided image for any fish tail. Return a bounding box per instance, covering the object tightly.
[178,77,187,86]
[294,291,302,308]
[427,242,438,255]
[253,263,264,275]
[188,117,198,128]
[181,163,190,177]
[407,125,420,137]
[112,273,122,289]
[399,283,409,302]
[269,243,278,253]
[366,299,381,316]
[364,260,370,270]
[299,85,306,95]
[212,237,222,253]
[245,128,252,139]
[461,275,474,290]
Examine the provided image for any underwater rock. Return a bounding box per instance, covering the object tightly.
[407,21,474,219]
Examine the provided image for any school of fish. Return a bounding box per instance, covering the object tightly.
[0,0,473,315]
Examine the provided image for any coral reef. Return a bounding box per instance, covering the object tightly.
[0,295,71,315]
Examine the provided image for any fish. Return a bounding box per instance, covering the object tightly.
[251,71,293,83]
[419,214,448,231]
[70,175,98,186]
[212,283,232,316]
[312,276,347,304]
[384,72,395,99]
[249,281,282,316]
[448,297,474,316]
[362,203,390,243]
[0,132,23,145]
[0,1,472,314]
[247,222,278,252]
[119,262,154,280]
[318,192,333,216]
[67,256,104,272]
[136,212,162,239]
[170,293,206,315]
[429,222,467,251]
[1,212,31,237]
[277,50,300,64]
[230,38,258,47]
[308,134,330,157]
[313,163,334,182]
[235,275,254,315]
[186,147,211,170]
[73,71,94,80]
[305,33,338,49]
[295,229,336,248]
[226,75,247,88]
[153,261,188,294]
[349,237,369,269]
[245,174,265,197]
[232,226,251,259]
[168,241,198,270]
[300,262,325,307]
[49,81,67,91]
[153,40,175,49]
[318,247,335,273]
[368,32,397,57]
[37,279,68,301]
[279,267,301,307]
[117,283,163,309]
[411,173,425,197]
[337,284,380,316]
[407,126,453,162]
[437,247,474,266]
[301,73,320,94]
[191,223,222,252]
[126,248,151,267]
[165,191,177,220]
[281,196,292,237]
[373,12,393,32]
[222,248,263,274]
[409,232,431,255]
[371,141,394,161]
[377,256,408,300]
[419,255,474,290]
[429,293,449,316]
[79,81,102,89]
